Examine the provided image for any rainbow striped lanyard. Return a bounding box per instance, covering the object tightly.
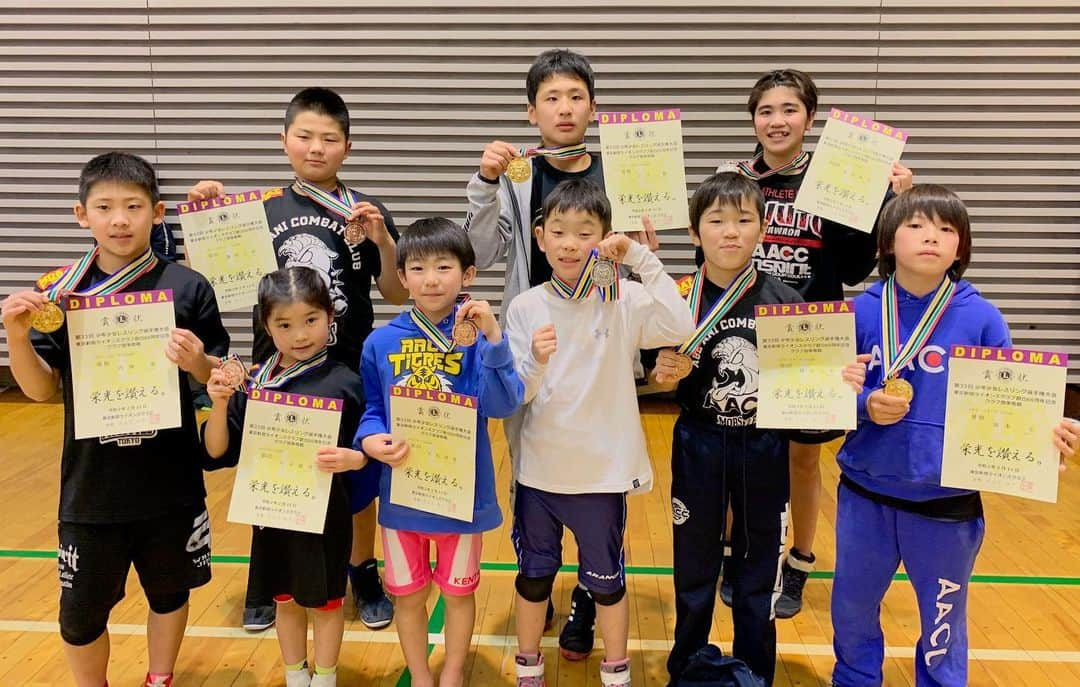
[408,295,472,353]
[250,348,329,390]
[549,249,619,302]
[293,177,357,222]
[880,275,956,380]
[42,246,158,300]
[737,151,811,181]
[676,263,757,356]
[521,142,588,161]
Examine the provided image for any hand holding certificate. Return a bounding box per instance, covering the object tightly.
[68,289,181,439]
[388,386,477,522]
[599,109,690,231]
[795,109,908,233]
[941,346,1068,502]
[756,300,858,430]
[177,190,278,311]
[227,389,341,533]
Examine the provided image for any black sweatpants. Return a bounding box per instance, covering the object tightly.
[667,415,790,686]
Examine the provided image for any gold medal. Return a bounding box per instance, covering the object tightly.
[506,157,531,183]
[345,220,366,244]
[219,356,251,392]
[30,300,65,334]
[672,352,693,378]
[883,377,914,401]
[591,258,617,289]
[452,319,479,347]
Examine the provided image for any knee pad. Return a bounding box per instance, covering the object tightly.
[590,586,626,606]
[146,590,190,615]
[59,609,108,647]
[514,573,556,603]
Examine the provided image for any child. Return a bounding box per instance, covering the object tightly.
[655,173,866,686]
[0,151,230,687]
[355,217,524,687]
[719,69,914,617]
[830,185,1079,687]
[203,266,366,687]
[187,86,404,630]
[504,178,695,687]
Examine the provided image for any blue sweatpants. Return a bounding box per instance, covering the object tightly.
[831,481,984,687]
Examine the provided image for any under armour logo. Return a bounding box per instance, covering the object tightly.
[593,327,610,340]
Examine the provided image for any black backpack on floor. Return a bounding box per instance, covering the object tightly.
[670,645,766,687]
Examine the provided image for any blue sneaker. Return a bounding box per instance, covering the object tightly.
[350,559,394,629]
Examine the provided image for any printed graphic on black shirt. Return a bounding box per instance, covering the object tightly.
[703,335,759,427]
[753,184,822,289]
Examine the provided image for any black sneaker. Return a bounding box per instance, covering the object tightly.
[242,604,275,631]
[349,559,394,629]
[558,586,596,661]
[775,549,814,619]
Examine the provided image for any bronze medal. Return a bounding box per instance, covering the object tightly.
[345,220,366,244]
[452,319,479,347]
[883,377,914,402]
[220,356,250,392]
[506,157,531,184]
[30,300,65,334]
[673,352,693,378]
[591,258,617,289]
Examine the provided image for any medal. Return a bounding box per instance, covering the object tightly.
[219,354,251,392]
[30,300,65,334]
[505,142,588,183]
[452,319,479,347]
[879,275,957,404]
[672,352,693,378]
[883,377,914,401]
[506,157,531,183]
[590,258,617,289]
[293,177,364,243]
[344,220,366,244]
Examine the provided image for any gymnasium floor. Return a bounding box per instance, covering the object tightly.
[1,392,1078,686]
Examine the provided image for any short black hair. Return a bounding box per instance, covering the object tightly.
[526,49,596,105]
[257,266,333,321]
[78,151,160,205]
[878,184,973,280]
[285,87,350,139]
[540,178,611,234]
[397,217,476,271]
[689,172,765,233]
[747,68,819,117]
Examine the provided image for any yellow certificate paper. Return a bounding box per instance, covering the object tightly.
[227,389,341,534]
[389,386,477,522]
[67,289,181,439]
[794,109,908,233]
[599,109,690,231]
[177,190,277,312]
[755,300,857,430]
[941,346,1068,503]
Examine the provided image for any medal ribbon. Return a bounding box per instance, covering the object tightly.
[880,275,956,380]
[43,246,158,301]
[676,263,757,356]
[408,294,473,354]
[250,348,329,390]
[549,250,619,302]
[737,151,811,181]
[293,177,357,222]
[521,142,588,161]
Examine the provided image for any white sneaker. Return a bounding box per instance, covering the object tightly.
[600,658,631,686]
[515,652,545,687]
[310,672,337,687]
[285,665,312,687]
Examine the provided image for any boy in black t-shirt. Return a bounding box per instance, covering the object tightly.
[187,87,405,631]
[1,152,230,687]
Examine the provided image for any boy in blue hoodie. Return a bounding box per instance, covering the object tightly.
[355,217,525,687]
[831,185,1078,687]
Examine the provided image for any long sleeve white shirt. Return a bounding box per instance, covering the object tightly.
[504,242,695,494]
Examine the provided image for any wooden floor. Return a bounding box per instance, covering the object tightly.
[1,390,1079,686]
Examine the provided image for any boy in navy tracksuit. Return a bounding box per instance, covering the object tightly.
[830,185,1078,686]
[656,173,866,686]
